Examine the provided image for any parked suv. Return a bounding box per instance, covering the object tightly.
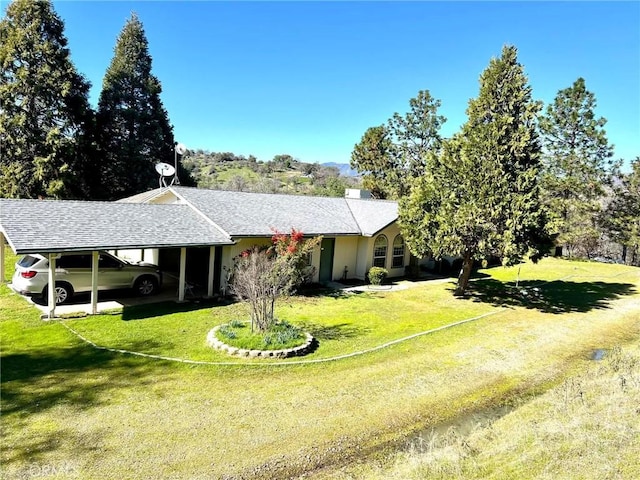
[11,251,162,305]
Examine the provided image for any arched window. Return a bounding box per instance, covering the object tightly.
[373,235,387,268]
[392,235,405,268]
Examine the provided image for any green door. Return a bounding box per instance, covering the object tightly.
[319,238,335,283]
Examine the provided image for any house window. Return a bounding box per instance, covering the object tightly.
[373,235,387,268]
[304,252,312,267]
[392,235,405,268]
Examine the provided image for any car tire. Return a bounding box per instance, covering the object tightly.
[43,282,73,305]
[134,276,158,296]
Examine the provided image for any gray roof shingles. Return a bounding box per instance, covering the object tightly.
[171,187,398,237]
[0,199,232,254]
[1,188,399,254]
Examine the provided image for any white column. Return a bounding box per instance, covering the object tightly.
[91,251,99,315]
[0,233,5,284]
[178,247,186,302]
[48,253,56,319]
[207,246,215,297]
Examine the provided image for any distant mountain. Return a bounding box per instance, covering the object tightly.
[321,162,360,177]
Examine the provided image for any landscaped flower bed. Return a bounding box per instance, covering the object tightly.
[207,320,315,358]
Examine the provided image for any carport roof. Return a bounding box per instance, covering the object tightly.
[0,198,233,254]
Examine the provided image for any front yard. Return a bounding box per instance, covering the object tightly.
[1,251,639,479]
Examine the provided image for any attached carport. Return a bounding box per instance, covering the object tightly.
[0,198,233,319]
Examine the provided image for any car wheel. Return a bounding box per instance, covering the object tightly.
[135,276,158,296]
[43,282,73,305]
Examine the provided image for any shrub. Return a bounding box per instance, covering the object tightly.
[368,266,388,286]
[230,229,321,332]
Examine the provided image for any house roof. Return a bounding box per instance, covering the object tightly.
[1,187,399,255]
[168,187,398,237]
[171,187,357,236]
[0,198,232,254]
[345,198,398,237]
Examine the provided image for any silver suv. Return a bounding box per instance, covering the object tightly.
[11,251,162,304]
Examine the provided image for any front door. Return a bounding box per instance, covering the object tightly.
[318,238,335,283]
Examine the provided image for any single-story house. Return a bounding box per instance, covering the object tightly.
[0,187,409,317]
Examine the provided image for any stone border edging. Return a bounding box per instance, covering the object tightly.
[207,325,315,358]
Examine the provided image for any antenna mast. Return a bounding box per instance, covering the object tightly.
[174,142,187,185]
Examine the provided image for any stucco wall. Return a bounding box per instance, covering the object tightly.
[355,237,372,280]
[332,236,359,281]
[219,238,273,291]
[148,190,182,204]
[355,223,409,280]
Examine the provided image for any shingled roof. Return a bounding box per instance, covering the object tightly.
[0,198,232,254]
[1,188,399,254]
[169,186,398,237]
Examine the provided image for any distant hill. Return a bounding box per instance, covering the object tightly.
[321,162,360,177]
[180,150,361,197]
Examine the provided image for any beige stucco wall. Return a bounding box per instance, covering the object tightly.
[148,190,182,205]
[354,223,409,280]
[332,236,359,281]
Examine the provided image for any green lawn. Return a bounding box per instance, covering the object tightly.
[2,249,639,479]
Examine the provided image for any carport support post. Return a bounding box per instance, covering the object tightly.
[207,246,215,297]
[178,247,186,302]
[47,253,56,319]
[90,251,99,315]
[0,233,5,283]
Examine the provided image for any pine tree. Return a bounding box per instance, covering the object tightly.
[539,78,614,257]
[96,13,184,200]
[0,0,94,199]
[602,158,640,264]
[350,125,395,198]
[399,45,550,295]
[350,90,445,199]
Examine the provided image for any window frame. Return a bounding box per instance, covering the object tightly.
[392,235,405,268]
[373,235,388,268]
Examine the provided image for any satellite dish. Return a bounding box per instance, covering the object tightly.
[155,162,176,177]
[175,143,187,155]
[155,162,176,187]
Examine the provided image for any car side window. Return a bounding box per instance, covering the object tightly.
[99,254,122,269]
[57,255,91,268]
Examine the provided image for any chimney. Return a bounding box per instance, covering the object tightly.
[344,189,372,199]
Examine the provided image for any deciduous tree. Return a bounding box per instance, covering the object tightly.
[399,45,550,295]
[0,0,94,199]
[230,230,320,332]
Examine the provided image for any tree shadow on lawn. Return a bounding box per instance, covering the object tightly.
[120,297,233,321]
[1,341,165,416]
[465,279,637,313]
[297,285,365,299]
[296,321,370,340]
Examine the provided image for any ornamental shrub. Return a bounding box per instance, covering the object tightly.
[230,229,321,332]
[368,266,388,286]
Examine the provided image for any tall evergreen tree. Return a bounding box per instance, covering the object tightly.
[96,13,185,200]
[399,46,550,295]
[539,78,614,257]
[0,0,94,199]
[350,125,395,198]
[350,90,445,199]
[602,158,640,265]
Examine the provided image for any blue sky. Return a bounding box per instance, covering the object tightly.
[35,2,640,166]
